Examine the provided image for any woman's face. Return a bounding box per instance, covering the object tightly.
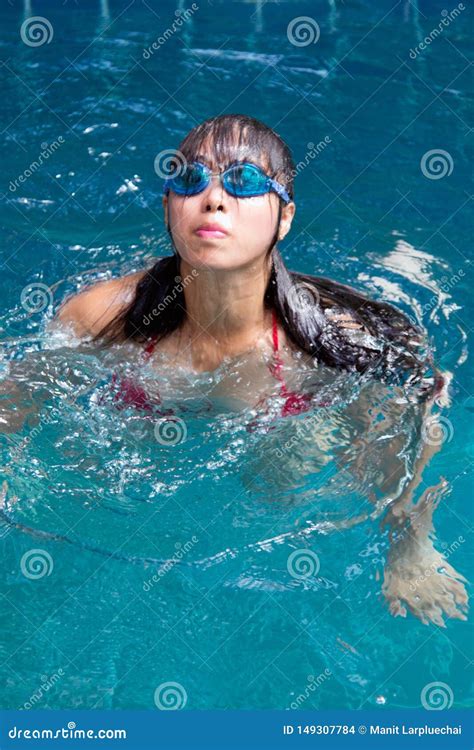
[162,154,295,272]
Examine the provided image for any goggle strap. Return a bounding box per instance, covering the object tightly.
[269,179,290,204]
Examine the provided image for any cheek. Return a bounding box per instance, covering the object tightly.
[234,199,277,240]
[169,201,195,241]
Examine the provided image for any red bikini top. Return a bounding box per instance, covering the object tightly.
[268,310,313,416]
[141,310,312,418]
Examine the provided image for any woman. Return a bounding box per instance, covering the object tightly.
[56,114,433,411]
[54,114,467,625]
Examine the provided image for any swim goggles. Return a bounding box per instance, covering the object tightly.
[162,160,291,204]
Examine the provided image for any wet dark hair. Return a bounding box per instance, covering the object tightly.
[94,113,437,396]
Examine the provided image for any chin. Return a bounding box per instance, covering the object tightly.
[183,246,244,270]
[196,258,243,272]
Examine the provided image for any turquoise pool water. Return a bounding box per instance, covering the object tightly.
[0,0,472,711]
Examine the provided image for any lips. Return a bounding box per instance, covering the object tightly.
[195,223,229,239]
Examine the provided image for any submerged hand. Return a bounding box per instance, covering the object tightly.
[382,539,468,627]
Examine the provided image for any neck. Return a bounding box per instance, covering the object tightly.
[179,255,273,363]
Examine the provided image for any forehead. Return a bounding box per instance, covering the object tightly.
[192,154,268,172]
[191,137,269,172]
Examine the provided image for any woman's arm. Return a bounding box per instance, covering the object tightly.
[341,368,468,626]
[379,385,468,627]
[0,271,144,434]
[324,291,466,626]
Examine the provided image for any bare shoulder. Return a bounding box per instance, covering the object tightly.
[55,270,146,338]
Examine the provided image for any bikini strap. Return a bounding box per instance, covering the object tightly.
[271,308,279,353]
[270,310,308,408]
[143,335,158,360]
[270,309,288,392]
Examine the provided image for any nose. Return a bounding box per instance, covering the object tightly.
[200,173,227,212]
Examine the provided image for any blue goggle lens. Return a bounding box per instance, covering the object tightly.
[171,163,208,195]
[168,162,271,198]
[224,163,269,196]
